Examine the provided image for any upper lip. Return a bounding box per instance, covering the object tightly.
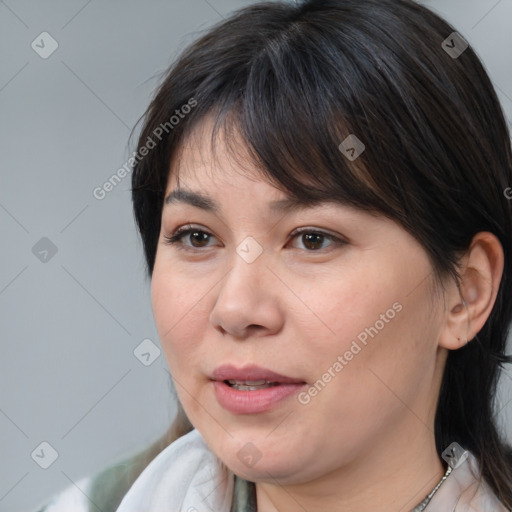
[211,364,305,384]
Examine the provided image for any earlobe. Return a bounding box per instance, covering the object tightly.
[438,232,504,351]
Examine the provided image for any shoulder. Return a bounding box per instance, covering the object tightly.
[30,476,93,512]
[30,434,177,512]
[426,451,509,512]
[457,472,509,511]
[454,453,509,511]
[117,429,234,512]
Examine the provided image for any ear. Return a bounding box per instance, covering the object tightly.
[438,232,504,350]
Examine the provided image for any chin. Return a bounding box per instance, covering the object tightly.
[218,443,313,484]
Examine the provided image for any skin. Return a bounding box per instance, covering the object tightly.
[151,116,504,512]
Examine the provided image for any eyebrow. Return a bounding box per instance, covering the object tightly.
[164,188,325,214]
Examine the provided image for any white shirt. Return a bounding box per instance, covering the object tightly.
[35,428,508,511]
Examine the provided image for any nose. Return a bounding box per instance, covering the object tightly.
[209,245,284,340]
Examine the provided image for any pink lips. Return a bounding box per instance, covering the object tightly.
[211,364,305,384]
[210,364,306,414]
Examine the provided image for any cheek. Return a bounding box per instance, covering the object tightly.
[151,265,208,374]
[296,257,437,408]
[295,263,400,355]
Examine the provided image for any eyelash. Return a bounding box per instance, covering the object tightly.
[162,225,346,252]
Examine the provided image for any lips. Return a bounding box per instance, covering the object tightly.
[210,364,307,414]
[211,364,306,385]
[211,364,306,414]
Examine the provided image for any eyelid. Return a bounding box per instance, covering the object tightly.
[288,226,346,242]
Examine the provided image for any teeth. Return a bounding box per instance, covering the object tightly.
[226,379,279,391]
[231,383,277,391]
[228,379,268,385]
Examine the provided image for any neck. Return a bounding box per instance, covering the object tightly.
[254,424,445,512]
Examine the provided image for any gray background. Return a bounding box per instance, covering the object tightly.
[1,1,512,511]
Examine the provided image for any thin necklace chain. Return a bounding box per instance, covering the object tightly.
[410,464,453,512]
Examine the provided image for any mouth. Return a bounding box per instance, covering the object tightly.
[210,364,307,414]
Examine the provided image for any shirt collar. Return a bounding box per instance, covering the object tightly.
[116,429,507,512]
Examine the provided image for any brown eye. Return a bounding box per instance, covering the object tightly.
[163,226,216,250]
[290,228,344,251]
[187,230,210,247]
[302,232,325,250]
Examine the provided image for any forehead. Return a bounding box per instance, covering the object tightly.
[168,112,262,184]
[163,111,380,222]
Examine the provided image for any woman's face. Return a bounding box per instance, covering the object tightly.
[151,118,447,485]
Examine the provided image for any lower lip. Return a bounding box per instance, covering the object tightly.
[212,380,305,414]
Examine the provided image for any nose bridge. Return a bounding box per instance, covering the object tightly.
[221,235,268,302]
[209,236,282,337]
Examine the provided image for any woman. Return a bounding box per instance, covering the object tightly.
[36,0,512,510]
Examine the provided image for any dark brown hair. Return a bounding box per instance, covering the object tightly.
[130,0,512,506]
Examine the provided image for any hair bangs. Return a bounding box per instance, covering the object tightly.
[171,29,402,222]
